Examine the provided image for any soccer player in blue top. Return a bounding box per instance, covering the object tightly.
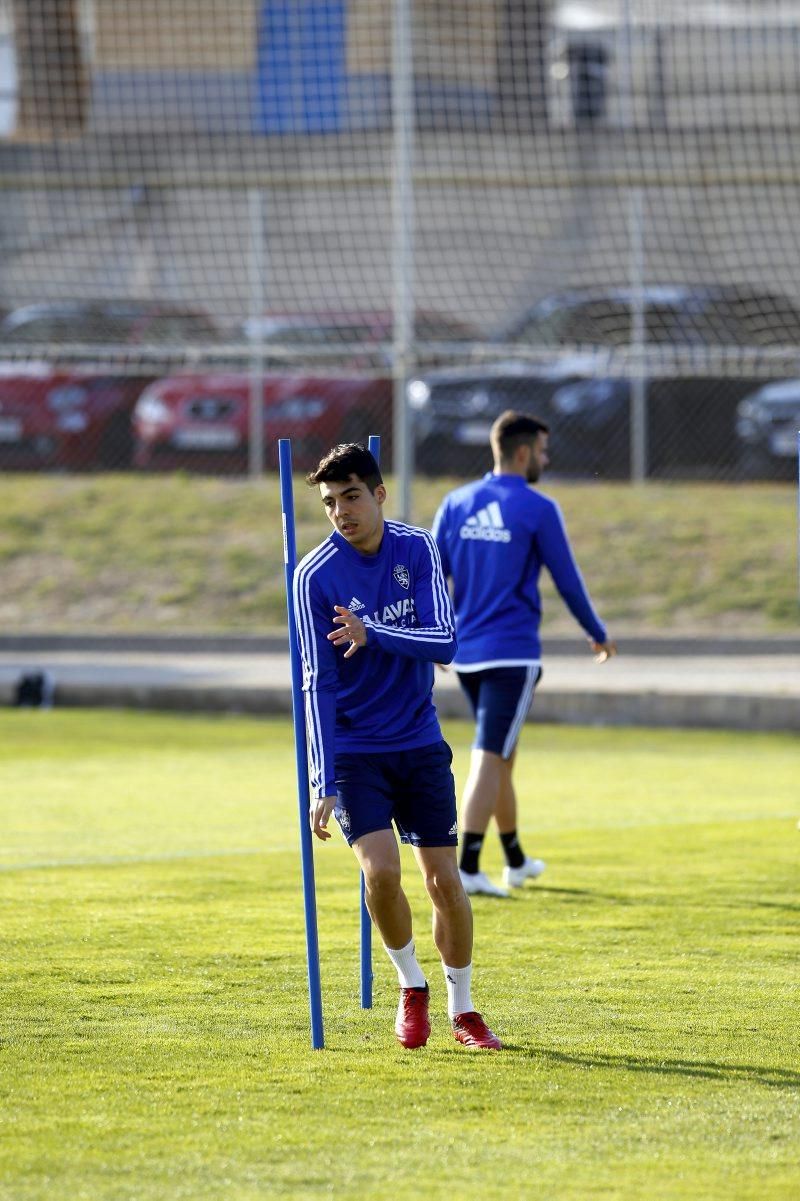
[294,442,501,1049]
[432,410,616,897]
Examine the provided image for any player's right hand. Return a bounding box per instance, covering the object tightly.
[328,606,368,658]
[591,639,617,664]
[310,795,337,841]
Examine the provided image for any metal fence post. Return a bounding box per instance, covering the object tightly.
[392,0,414,521]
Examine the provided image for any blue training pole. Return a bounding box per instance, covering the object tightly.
[356,434,382,1009]
[279,438,325,1050]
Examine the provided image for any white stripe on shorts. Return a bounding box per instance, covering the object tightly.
[501,664,540,759]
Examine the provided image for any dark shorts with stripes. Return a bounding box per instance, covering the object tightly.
[457,665,542,759]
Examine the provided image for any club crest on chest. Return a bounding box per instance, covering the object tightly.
[393,564,410,589]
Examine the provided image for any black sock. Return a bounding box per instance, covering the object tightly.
[459,832,485,874]
[500,830,526,869]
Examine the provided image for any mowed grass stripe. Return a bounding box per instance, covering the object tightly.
[0,711,797,1201]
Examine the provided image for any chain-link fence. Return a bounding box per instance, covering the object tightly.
[2,2,800,493]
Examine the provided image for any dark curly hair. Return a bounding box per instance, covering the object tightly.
[306,443,384,493]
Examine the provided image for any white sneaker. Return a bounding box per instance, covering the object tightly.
[459,869,510,898]
[503,857,547,889]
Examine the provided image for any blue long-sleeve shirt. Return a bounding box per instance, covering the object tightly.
[293,520,456,800]
[431,473,606,668]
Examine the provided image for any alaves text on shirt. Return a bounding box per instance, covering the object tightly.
[370,596,417,626]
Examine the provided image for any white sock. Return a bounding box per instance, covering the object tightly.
[384,939,426,989]
[443,962,473,1019]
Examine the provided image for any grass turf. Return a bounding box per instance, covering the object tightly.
[0,474,797,633]
[0,711,798,1200]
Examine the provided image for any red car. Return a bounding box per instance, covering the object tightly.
[234,309,480,467]
[132,370,391,472]
[0,300,220,354]
[0,301,222,470]
[0,362,159,469]
[241,310,479,371]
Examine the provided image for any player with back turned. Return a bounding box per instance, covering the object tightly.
[293,442,501,1049]
[432,410,617,897]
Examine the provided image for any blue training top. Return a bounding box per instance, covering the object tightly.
[293,520,457,801]
[431,472,606,669]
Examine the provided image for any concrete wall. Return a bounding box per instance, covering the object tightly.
[349,0,498,86]
[94,0,257,70]
[92,0,499,82]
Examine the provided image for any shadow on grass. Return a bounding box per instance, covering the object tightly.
[521,885,633,904]
[500,1044,800,1089]
[750,899,800,914]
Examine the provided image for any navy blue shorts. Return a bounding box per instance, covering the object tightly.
[457,665,542,759]
[334,740,458,848]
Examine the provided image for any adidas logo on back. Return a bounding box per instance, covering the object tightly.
[459,501,511,543]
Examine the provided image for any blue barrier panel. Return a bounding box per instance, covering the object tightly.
[255,1,346,134]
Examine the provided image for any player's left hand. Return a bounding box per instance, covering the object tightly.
[591,639,617,664]
[328,606,368,659]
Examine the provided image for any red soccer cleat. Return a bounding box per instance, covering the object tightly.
[395,985,431,1049]
[452,1010,502,1049]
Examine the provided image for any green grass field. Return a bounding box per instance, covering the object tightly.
[0,474,796,634]
[1,711,798,1200]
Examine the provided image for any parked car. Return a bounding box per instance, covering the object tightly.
[495,285,800,351]
[0,300,222,470]
[735,380,800,478]
[408,286,800,478]
[0,299,221,352]
[238,309,480,468]
[407,356,631,476]
[241,309,478,370]
[0,362,161,469]
[132,370,391,472]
